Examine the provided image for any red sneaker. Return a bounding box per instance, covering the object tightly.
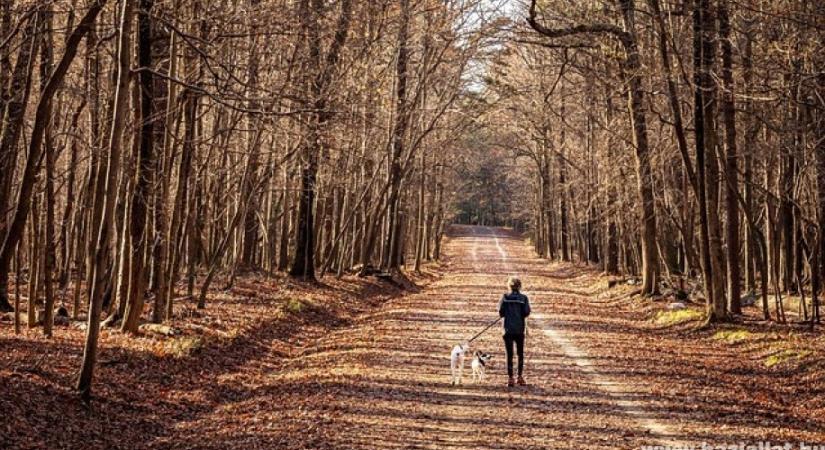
[517,376,526,386]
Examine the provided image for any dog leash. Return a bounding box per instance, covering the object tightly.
[467,317,502,344]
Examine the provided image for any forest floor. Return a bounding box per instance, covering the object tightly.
[2,225,825,449]
[1,259,434,449]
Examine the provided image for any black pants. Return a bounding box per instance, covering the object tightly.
[503,333,525,377]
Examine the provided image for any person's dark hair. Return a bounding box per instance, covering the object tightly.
[507,276,522,292]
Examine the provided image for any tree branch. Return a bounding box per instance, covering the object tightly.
[526,0,631,47]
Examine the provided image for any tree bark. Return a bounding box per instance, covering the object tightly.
[692,0,715,317]
[719,0,741,315]
[648,0,697,195]
[742,18,758,293]
[413,152,425,273]
[77,0,130,401]
[689,0,727,321]
[290,0,353,280]
[151,13,179,323]
[277,163,291,271]
[543,147,556,260]
[39,6,57,337]
[617,0,660,295]
[558,113,570,262]
[384,0,412,272]
[0,14,38,312]
[121,0,155,334]
[240,0,262,269]
[27,195,41,328]
[816,72,825,319]
[58,100,86,288]
[779,75,796,294]
[0,0,12,116]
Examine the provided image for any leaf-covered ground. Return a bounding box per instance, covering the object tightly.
[2,225,824,449]
[1,267,430,449]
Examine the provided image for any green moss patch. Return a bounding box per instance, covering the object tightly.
[163,336,206,358]
[713,329,753,343]
[765,349,812,368]
[285,299,304,314]
[654,308,704,326]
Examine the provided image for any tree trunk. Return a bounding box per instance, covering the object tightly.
[27,196,41,328]
[742,19,758,293]
[121,0,155,334]
[82,23,103,314]
[240,2,262,269]
[150,16,179,323]
[649,0,697,197]
[77,0,130,401]
[703,0,727,321]
[39,7,57,337]
[543,148,556,260]
[0,0,11,116]
[277,163,291,271]
[693,0,724,321]
[383,0,411,272]
[0,15,38,313]
[618,0,659,295]
[604,96,618,273]
[719,0,740,315]
[558,101,570,261]
[413,153,425,273]
[58,100,86,289]
[290,0,353,280]
[816,72,825,319]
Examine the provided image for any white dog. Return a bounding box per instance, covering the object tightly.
[450,342,470,385]
[471,351,493,382]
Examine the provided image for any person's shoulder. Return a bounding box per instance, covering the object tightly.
[503,292,527,302]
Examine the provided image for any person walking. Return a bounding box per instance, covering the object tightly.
[498,276,530,387]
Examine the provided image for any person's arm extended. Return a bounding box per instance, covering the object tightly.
[498,295,505,317]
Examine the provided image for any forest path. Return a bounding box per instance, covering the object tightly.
[263,225,687,449]
[165,225,823,449]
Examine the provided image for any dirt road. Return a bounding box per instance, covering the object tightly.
[165,225,823,449]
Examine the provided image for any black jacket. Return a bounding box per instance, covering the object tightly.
[498,292,530,335]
